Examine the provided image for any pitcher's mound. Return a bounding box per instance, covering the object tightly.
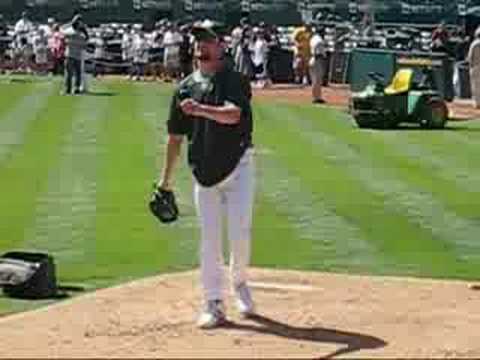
[0,268,479,358]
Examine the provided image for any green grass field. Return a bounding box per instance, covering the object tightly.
[1,76,480,315]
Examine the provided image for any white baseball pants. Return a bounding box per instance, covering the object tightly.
[194,148,255,301]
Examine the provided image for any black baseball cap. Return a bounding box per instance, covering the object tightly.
[191,20,226,41]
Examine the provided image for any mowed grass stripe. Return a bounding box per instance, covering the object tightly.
[0,81,57,164]
[93,82,185,283]
[0,86,77,256]
[433,121,480,148]
[271,104,480,261]
[367,126,480,190]
[254,144,384,273]
[254,103,473,279]
[291,104,480,217]
[0,81,38,121]
[135,82,199,270]
[22,84,112,279]
[300,105,480,220]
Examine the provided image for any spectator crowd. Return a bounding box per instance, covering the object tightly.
[1,10,480,105]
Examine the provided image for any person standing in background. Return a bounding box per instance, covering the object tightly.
[163,22,182,82]
[33,28,49,75]
[93,31,107,78]
[309,26,327,104]
[292,23,312,86]
[179,24,194,79]
[14,11,34,73]
[250,28,268,88]
[40,17,55,38]
[132,29,149,81]
[122,25,134,80]
[78,17,89,93]
[14,11,33,50]
[264,24,279,87]
[150,22,165,81]
[0,14,7,73]
[49,24,65,75]
[62,16,87,95]
[431,21,450,54]
[468,27,480,108]
[234,24,254,80]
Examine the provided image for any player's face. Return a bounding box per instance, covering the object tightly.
[194,38,222,62]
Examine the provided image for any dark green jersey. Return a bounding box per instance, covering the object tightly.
[167,65,253,187]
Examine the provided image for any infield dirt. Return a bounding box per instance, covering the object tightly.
[0,268,479,358]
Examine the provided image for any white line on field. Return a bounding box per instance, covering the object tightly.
[249,281,315,292]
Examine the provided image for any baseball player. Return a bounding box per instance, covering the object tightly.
[157,20,256,329]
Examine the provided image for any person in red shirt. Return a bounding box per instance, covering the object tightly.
[49,24,65,75]
[432,22,449,53]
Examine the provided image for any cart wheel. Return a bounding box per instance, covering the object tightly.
[354,115,373,129]
[420,100,448,129]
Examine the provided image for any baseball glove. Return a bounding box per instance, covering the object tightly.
[149,184,179,224]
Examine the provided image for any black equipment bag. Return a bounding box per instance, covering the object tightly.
[0,252,57,299]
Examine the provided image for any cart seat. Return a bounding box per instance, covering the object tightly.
[384,68,414,95]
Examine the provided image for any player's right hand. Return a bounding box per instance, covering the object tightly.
[180,98,200,116]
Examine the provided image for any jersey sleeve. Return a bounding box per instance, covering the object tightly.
[167,90,191,135]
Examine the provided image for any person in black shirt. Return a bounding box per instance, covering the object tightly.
[0,14,7,72]
[157,20,256,329]
[179,24,193,79]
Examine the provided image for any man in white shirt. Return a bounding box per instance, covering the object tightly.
[39,17,55,38]
[132,30,149,81]
[468,27,480,109]
[309,27,327,104]
[14,11,33,42]
[61,16,88,94]
[33,28,49,74]
[231,23,243,55]
[122,26,135,79]
[162,23,182,81]
[93,31,107,78]
[250,29,269,88]
[14,11,33,70]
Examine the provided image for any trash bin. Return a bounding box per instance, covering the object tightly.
[456,62,472,99]
[271,48,295,83]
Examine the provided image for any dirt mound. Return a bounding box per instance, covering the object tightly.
[0,268,479,358]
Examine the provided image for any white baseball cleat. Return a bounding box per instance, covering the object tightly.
[197,300,227,329]
[234,282,256,318]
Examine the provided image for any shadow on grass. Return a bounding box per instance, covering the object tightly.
[222,313,387,359]
[54,284,87,299]
[370,124,480,132]
[445,125,480,132]
[0,284,86,301]
[85,91,118,97]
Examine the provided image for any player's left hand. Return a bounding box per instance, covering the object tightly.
[148,183,179,224]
